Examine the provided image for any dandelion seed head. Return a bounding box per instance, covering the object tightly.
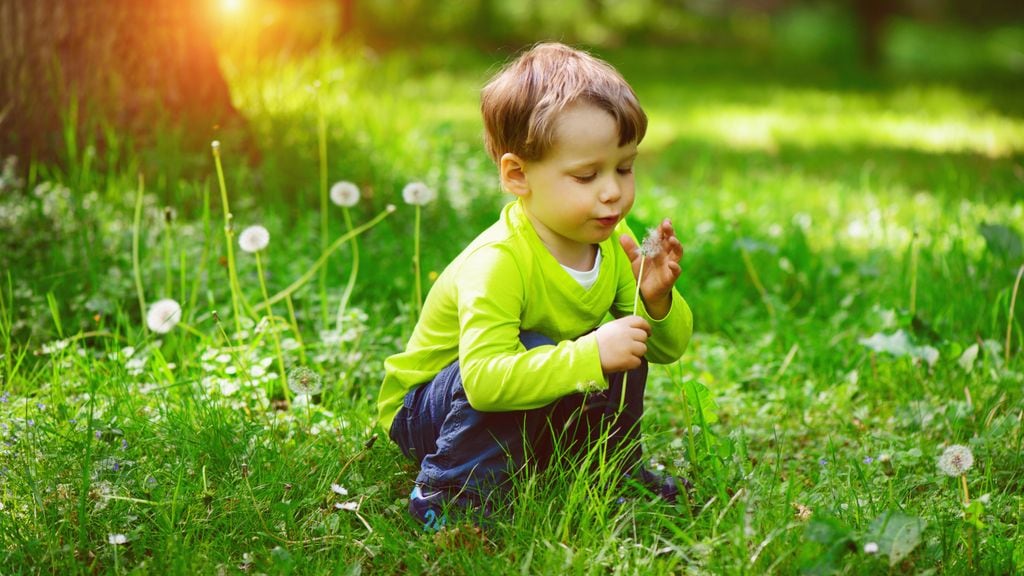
[330,483,348,495]
[107,533,128,545]
[146,299,182,334]
[211,140,221,151]
[402,182,436,206]
[238,225,270,253]
[330,181,361,207]
[937,444,974,476]
[287,367,322,396]
[863,542,879,554]
[639,227,662,258]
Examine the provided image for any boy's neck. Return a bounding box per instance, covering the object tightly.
[518,200,598,270]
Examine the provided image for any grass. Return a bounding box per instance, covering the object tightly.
[1,30,1023,574]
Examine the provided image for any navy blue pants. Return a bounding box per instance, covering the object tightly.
[389,331,649,496]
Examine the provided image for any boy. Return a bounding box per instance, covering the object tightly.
[378,43,693,531]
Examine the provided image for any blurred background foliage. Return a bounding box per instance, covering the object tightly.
[2,0,1023,168]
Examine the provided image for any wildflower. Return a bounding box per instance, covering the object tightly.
[0,391,7,403]
[863,456,874,465]
[287,367,322,396]
[639,227,663,258]
[238,225,270,253]
[818,458,827,467]
[402,182,436,206]
[331,483,348,495]
[146,299,182,334]
[863,542,879,554]
[937,444,974,477]
[330,181,361,207]
[108,533,128,545]
[335,501,359,511]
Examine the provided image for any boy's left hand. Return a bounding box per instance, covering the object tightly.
[619,218,683,320]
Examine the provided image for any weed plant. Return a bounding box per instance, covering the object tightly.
[0,36,1023,574]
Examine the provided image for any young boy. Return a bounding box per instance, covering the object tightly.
[378,42,693,531]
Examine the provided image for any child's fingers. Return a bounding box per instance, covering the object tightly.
[619,234,639,260]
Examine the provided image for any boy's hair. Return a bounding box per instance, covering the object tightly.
[481,42,647,164]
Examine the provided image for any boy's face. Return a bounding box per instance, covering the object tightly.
[505,101,638,269]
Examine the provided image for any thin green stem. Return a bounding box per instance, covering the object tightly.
[132,174,147,332]
[1006,264,1023,365]
[317,83,330,329]
[286,295,308,365]
[256,252,289,403]
[909,231,919,316]
[740,246,776,322]
[253,205,395,312]
[211,142,244,336]
[413,205,423,318]
[335,206,360,333]
[622,255,647,411]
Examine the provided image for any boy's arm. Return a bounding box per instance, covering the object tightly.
[455,245,607,412]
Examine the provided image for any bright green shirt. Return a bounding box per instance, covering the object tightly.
[377,200,693,432]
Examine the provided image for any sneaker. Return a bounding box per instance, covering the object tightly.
[408,485,492,533]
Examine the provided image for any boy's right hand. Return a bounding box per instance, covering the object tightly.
[595,315,651,373]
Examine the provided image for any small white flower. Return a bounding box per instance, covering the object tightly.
[334,501,359,511]
[146,299,182,334]
[402,182,436,206]
[211,140,221,151]
[639,227,663,258]
[330,181,361,207]
[238,225,270,253]
[386,204,397,213]
[108,533,128,545]
[863,542,879,554]
[937,444,974,477]
[330,483,348,495]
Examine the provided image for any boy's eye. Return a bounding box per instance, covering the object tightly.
[572,173,597,183]
[617,167,634,175]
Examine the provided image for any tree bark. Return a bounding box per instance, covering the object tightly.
[0,0,241,163]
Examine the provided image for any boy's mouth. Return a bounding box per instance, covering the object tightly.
[596,215,619,227]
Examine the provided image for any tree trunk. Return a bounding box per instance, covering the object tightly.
[0,0,241,163]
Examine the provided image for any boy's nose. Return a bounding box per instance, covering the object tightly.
[599,178,622,203]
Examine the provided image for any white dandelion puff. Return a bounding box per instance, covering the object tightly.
[639,227,663,258]
[330,181,361,207]
[211,140,221,151]
[937,444,974,477]
[146,299,182,334]
[107,533,128,545]
[330,483,348,496]
[402,182,436,206]
[863,542,879,554]
[238,225,270,253]
[287,367,322,396]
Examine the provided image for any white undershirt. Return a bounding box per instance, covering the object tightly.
[560,248,602,290]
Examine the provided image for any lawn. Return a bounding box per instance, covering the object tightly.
[1,30,1023,574]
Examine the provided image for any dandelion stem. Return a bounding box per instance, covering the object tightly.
[621,256,647,412]
[211,143,245,336]
[960,473,970,505]
[413,204,423,318]
[256,252,289,403]
[335,206,360,334]
[254,205,395,313]
[286,295,307,365]
[1006,264,1024,365]
[132,173,147,332]
[632,256,646,316]
[740,245,775,322]
[316,84,330,330]
[909,231,919,317]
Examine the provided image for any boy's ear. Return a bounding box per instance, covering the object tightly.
[500,153,529,198]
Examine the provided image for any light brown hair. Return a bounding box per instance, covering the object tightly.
[481,43,647,164]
